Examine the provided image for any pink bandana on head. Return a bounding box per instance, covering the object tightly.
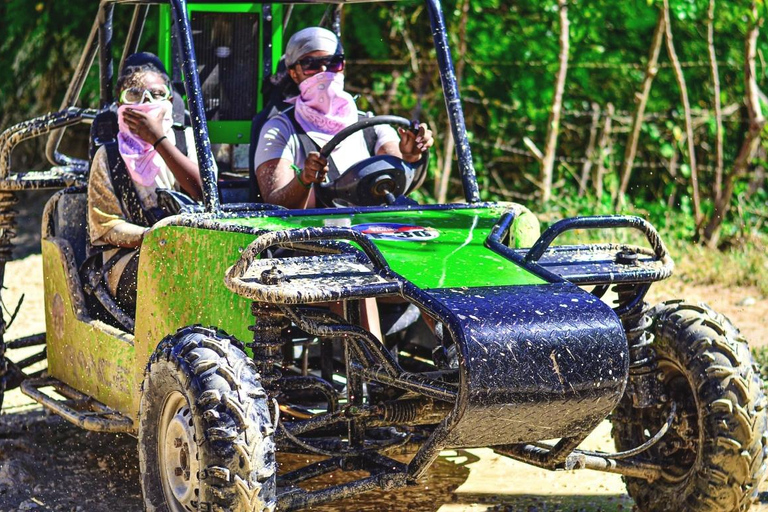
[290,72,358,142]
[116,101,173,187]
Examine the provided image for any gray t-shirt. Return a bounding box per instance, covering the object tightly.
[254,112,400,174]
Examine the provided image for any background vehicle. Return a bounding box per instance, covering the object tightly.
[0,0,765,510]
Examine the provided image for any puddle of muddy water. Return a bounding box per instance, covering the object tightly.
[3,404,768,511]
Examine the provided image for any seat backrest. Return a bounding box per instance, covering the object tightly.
[52,190,89,269]
[89,108,118,160]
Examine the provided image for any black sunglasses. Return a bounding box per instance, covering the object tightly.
[296,54,345,75]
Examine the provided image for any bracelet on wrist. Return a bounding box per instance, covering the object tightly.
[152,135,168,149]
[293,164,311,189]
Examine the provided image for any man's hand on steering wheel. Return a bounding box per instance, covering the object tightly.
[397,123,434,163]
[301,152,329,185]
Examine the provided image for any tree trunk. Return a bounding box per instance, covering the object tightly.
[708,0,725,205]
[702,0,765,246]
[595,103,614,201]
[436,0,469,203]
[540,0,570,203]
[579,102,601,197]
[663,0,702,225]
[616,9,665,210]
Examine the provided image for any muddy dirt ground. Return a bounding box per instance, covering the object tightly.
[1,191,767,511]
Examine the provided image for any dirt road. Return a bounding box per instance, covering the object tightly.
[1,191,767,511]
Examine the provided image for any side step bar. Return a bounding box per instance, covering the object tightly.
[20,377,135,434]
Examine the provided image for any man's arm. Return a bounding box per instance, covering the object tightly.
[257,152,329,209]
[88,147,149,249]
[377,123,434,162]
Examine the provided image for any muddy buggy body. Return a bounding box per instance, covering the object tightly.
[0,0,766,510]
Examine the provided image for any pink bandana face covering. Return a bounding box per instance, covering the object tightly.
[291,72,358,138]
[116,101,173,186]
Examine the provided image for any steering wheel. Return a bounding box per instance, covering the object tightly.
[314,115,428,207]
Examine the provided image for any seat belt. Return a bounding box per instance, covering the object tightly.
[104,143,153,227]
[284,109,378,182]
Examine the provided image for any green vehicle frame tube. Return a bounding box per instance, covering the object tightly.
[157,0,481,211]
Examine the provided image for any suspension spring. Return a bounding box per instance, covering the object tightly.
[614,282,662,408]
[379,400,419,424]
[0,191,19,391]
[248,301,289,390]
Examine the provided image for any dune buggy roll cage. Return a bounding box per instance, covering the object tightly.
[0,0,480,210]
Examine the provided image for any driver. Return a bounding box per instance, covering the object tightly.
[253,27,433,209]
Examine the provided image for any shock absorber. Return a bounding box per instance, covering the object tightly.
[248,301,289,390]
[614,281,662,408]
[0,190,19,393]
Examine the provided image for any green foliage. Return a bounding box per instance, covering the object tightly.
[0,0,766,244]
[751,346,768,385]
[0,0,99,126]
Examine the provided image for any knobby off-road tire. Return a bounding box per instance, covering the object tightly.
[139,326,276,512]
[612,301,768,512]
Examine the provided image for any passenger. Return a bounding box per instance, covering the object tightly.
[254,27,434,209]
[87,56,201,316]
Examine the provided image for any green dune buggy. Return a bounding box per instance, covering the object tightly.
[0,0,765,510]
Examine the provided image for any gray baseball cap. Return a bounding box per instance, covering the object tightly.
[284,27,343,67]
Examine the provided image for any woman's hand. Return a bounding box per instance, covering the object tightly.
[122,107,166,145]
[397,123,434,163]
[301,152,329,185]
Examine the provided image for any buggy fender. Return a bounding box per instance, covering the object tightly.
[425,282,628,447]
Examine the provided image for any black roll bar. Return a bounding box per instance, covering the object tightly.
[425,0,479,203]
[98,3,116,109]
[168,0,220,213]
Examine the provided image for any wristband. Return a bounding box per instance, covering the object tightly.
[293,164,311,189]
[152,135,168,149]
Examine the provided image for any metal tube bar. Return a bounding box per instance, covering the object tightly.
[277,471,406,511]
[7,333,45,350]
[20,378,134,434]
[277,457,341,486]
[351,363,456,402]
[332,5,342,36]
[46,8,100,167]
[13,349,47,370]
[261,4,274,108]
[576,453,663,481]
[525,215,670,262]
[580,402,677,460]
[120,5,151,71]
[495,443,663,482]
[168,0,220,213]
[229,227,393,281]
[345,300,365,449]
[424,0,479,203]
[98,2,115,109]
[1,109,96,179]
[281,412,349,438]
[544,434,590,466]
[279,375,339,413]
[282,305,399,376]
